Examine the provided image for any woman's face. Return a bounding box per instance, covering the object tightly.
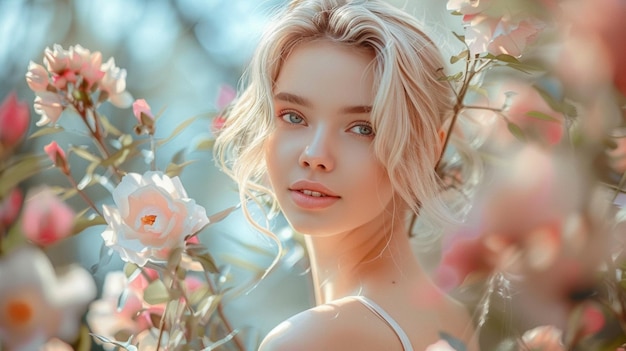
[265,40,395,236]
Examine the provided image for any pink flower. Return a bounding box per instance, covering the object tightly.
[43,44,71,75]
[86,271,151,350]
[448,0,545,57]
[44,141,70,174]
[132,99,154,123]
[99,57,133,108]
[25,61,49,92]
[101,171,210,266]
[464,14,543,57]
[70,45,105,87]
[425,339,456,351]
[33,91,64,126]
[0,246,96,350]
[520,325,565,351]
[0,92,30,150]
[0,188,23,230]
[21,187,75,246]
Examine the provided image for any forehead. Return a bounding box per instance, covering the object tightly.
[274,40,376,108]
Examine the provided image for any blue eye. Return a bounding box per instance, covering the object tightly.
[349,123,374,136]
[280,112,305,125]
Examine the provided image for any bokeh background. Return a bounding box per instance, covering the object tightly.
[0,0,461,349]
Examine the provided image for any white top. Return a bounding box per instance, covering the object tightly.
[351,295,414,351]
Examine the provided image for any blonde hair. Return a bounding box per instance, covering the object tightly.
[214,0,460,252]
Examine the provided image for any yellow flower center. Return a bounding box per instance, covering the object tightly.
[5,298,33,325]
[141,214,157,226]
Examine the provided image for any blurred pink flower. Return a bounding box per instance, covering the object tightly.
[101,171,209,266]
[132,99,154,123]
[0,92,30,150]
[21,187,75,246]
[25,61,49,92]
[425,339,456,351]
[0,188,23,230]
[448,0,544,57]
[0,246,96,350]
[86,271,152,350]
[520,325,565,351]
[44,141,70,174]
[33,91,64,126]
[99,57,133,108]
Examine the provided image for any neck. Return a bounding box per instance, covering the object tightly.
[303,210,424,305]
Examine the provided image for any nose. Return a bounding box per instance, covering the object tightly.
[298,128,335,171]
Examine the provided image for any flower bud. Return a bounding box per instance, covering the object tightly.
[44,141,70,174]
[21,186,75,246]
[0,92,30,150]
[132,99,155,135]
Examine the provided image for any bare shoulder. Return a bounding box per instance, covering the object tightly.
[258,299,398,351]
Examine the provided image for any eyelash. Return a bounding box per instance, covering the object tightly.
[276,111,375,138]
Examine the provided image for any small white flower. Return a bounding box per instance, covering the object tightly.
[33,92,65,126]
[25,61,49,92]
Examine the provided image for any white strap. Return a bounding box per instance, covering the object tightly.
[352,296,414,351]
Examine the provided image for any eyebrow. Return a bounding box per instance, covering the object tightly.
[273,92,372,114]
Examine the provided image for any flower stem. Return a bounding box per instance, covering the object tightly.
[205,269,245,351]
[65,173,103,217]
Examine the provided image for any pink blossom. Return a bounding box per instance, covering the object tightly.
[465,14,543,57]
[99,57,133,108]
[44,141,70,174]
[0,188,23,230]
[25,61,49,92]
[21,187,75,246]
[40,338,74,351]
[0,92,30,150]
[43,44,71,75]
[132,99,154,123]
[71,45,105,88]
[101,171,209,266]
[520,325,565,351]
[0,246,96,350]
[33,91,64,126]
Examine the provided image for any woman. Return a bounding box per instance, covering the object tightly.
[214,0,478,349]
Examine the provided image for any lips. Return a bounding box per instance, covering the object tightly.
[288,180,340,210]
[289,180,340,198]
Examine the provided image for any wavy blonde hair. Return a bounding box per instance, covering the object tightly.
[214,0,460,251]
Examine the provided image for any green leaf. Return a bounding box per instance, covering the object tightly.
[165,160,198,178]
[89,334,138,351]
[74,324,92,351]
[144,279,170,304]
[158,116,199,146]
[186,243,219,274]
[525,111,560,123]
[207,205,239,225]
[507,122,526,142]
[0,154,46,197]
[99,114,123,137]
[452,32,466,44]
[450,50,469,64]
[194,138,215,151]
[72,214,106,235]
[28,126,64,139]
[533,85,578,117]
[124,263,140,279]
[70,146,102,163]
[100,140,147,167]
[495,54,520,64]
